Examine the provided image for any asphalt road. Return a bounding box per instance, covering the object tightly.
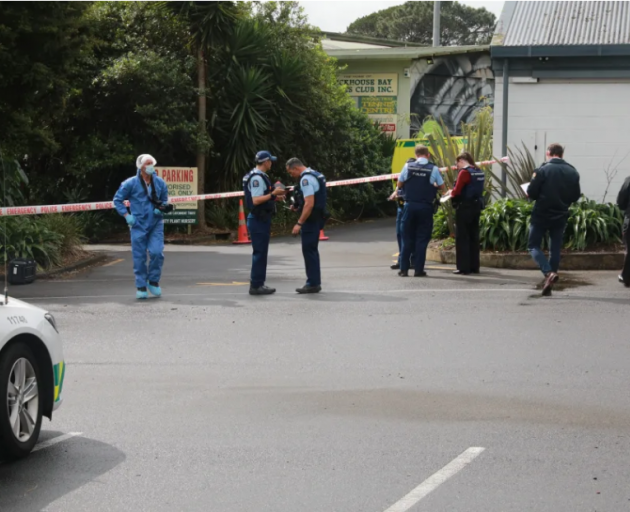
[2,219,630,512]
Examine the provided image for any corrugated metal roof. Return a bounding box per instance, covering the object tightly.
[496,1,630,46]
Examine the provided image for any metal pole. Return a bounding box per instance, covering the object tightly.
[433,1,441,47]
[501,59,509,197]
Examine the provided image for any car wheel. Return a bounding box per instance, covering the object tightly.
[0,343,43,459]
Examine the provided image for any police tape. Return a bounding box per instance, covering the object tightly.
[0,157,509,217]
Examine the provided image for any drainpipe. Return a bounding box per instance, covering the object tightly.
[501,59,509,197]
[433,1,441,47]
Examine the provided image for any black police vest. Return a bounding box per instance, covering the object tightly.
[404,161,438,205]
[294,170,327,211]
[243,170,274,215]
[461,166,485,200]
[397,158,416,207]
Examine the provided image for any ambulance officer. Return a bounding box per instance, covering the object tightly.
[242,150,286,296]
[397,145,445,277]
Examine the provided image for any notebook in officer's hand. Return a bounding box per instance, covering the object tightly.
[520,182,530,195]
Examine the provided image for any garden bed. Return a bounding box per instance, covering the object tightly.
[427,241,624,271]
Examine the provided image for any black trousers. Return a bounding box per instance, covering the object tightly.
[455,201,481,274]
[622,219,630,284]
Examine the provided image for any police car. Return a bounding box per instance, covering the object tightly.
[0,297,64,459]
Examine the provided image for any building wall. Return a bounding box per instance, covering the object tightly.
[493,78,630,201]
[410,52,494,136]
[338,59,412,139]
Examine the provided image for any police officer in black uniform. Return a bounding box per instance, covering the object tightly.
[286,158,328,294]
[450,152,485,275]
[397,145,445,277]
[388,157,416,270]
[243,150,286,295]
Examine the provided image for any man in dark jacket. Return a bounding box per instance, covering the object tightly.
[527,143,581,296]
[616,176,630,286]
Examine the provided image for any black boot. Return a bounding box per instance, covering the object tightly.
[249,285,276,296]
[296,285,321,294]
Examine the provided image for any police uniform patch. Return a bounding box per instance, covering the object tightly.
[252,179,260,187]
[302,179,309,186]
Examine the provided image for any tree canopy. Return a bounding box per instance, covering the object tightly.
[0,1,395,226]
[346,1,496,46]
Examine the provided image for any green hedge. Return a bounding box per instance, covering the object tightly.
[432,197,624,252]
[0,215,86,269]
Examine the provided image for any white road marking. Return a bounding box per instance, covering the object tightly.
[32,431,83,453]
[383,447,485,512]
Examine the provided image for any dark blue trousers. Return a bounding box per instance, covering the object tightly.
[396,206,414,266]
[247,214,271,288]
[528,220,566,276]
[401,203,434,273]
[301,219,324,287]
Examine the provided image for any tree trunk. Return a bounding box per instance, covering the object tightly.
[196,46,206,229]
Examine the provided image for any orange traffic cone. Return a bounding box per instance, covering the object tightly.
[233,199,251,245]
[319,229,329,241]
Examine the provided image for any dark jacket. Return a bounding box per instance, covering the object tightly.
[527,158,581,225]
[616,176,630,226]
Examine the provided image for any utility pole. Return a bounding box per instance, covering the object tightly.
[433,1,441,47]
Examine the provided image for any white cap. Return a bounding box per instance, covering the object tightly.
[136,154,157,169]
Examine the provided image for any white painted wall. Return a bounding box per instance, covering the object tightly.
[493,78,630,202]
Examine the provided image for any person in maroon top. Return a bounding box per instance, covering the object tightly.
[450,152,486,275]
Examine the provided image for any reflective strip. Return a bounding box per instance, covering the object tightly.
[53,361,65,402]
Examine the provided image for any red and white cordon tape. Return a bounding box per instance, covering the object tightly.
[0,157,508,217]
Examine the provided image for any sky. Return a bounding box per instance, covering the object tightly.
[298,1,505,33]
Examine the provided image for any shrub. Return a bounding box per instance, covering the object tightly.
[0,217,64,268]
[38,214,86,257]
[565,198,623,251]
[206,201,240,231]
[472,197,623,252]
[432,207,450,240]
[479,199,534,252]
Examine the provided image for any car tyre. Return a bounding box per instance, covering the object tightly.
[0,343,43,460]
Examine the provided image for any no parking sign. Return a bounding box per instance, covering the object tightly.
[155,167,198,225]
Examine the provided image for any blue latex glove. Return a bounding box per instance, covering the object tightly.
[153,208,163,216]
[125,214,136,227]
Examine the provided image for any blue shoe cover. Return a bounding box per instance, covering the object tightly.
[136,290,148,300]
[148,285,162,297]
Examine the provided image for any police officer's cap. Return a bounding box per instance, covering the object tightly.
[255,151,278,164]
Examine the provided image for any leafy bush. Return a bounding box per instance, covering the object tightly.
[38,215,86,257]
[432,207,450,240]
[0,217,63,268]
[479,199,534,252]
[565,199,623,251]
[206,201,239,231]
[469,197,623,252]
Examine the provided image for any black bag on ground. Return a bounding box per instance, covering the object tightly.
[7,258,37,285]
